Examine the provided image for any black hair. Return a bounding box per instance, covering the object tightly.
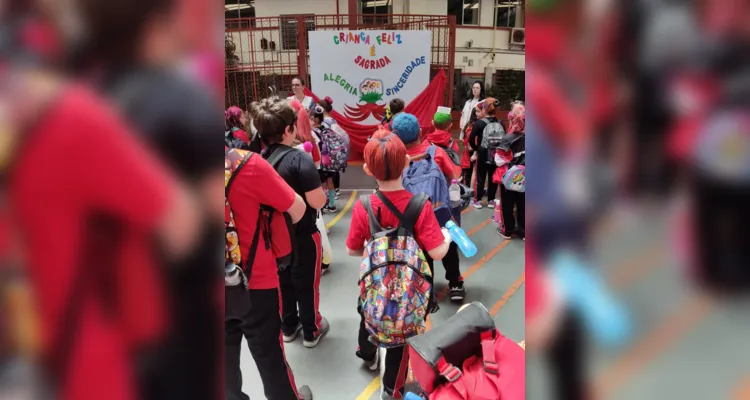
[471,81,485,100]
[317,97,333,113]
[389,98,405,115]
[292,76,306,86]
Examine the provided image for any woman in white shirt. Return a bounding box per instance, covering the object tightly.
[287,76,315,112]
[460,81,484,138]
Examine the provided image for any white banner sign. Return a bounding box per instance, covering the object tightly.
[309,30,432,125]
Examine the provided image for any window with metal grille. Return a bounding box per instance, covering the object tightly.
[495,1,523,28]
[225,0,255,29]
[490,69,525,109]
[448,0,480,26]
[280,15,315,50]
[360,0,392,25]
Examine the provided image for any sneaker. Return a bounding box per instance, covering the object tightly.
[322,205,337,213]
[303,317,330,348]
[497,228,512,240]
[321,264,330,275]
[298,385,313,399]
[335,189,341,199]
[472,201,483,209]
[364,349,379,371]
[449,281,466,301]
[282,323,302,343]
[356,347,379,371]
[487,202,495,209]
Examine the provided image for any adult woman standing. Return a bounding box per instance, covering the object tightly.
[287,76,315,112]
[460,81,484,138]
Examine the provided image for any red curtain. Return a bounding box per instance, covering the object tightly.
[305,70,448,161]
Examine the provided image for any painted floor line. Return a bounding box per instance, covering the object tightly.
[488,271,525,316]
[326,190,358,230]
[594,294,714,398]
[733,377,750,400]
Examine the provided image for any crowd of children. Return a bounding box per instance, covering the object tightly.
[224,89,526,399]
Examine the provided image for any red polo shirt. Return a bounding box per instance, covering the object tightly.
[226,153,296,289]
[10,86,174,400]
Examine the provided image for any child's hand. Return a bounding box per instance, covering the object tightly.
[441,228,452,244]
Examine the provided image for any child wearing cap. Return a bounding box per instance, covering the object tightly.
[346,128,451,400]
[427,106,461,163]
[391,113,467,301]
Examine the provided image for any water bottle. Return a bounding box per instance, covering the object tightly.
[550,250,632,347]
[445,220,477,258]
[493,199,502,229]
[225,263,243,286]
[449,179,461,208]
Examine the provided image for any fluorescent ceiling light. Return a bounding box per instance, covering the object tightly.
[363,0,390,7]
[225,4,252,11]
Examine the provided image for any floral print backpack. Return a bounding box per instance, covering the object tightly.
[358,192,434,348]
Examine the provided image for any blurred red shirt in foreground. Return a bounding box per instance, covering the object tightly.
[10,86,174,400]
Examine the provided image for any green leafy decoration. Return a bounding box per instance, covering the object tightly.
[360,91,383,104]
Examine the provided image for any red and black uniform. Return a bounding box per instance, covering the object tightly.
[264,144,325,343]
[225,153,303,400]
[347,190,444,398]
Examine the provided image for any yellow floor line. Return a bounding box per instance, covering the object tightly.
[326,190,358,230]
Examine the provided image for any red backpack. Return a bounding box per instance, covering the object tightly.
[407,302,525,400]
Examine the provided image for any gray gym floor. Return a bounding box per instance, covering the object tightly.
[239,172,526,399]
[527,201,750,400]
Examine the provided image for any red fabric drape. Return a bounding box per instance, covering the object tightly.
[305,70,448,161]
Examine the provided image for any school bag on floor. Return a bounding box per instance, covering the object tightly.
[358,192,433,348]
[403,145,453,227]
[408,302,525,400]
[321,120,350,172]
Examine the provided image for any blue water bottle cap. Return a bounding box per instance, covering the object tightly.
[445,220,456,229]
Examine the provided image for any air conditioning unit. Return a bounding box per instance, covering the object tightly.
[510,28,525,47]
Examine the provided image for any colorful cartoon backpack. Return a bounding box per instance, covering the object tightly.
[321,119,350,172]
[502,165,526,193]
[358,192,433,348]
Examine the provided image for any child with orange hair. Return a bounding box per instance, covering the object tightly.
[346,128,451,400]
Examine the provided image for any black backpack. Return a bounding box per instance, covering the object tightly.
[434,138,461,166]
[225,127,250,151]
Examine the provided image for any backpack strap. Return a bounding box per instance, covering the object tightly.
[374,191,405,221]
[224,150,262,280]
[425,145,437,160]
[401,193,429,232]
[360,195,384,236]
[225,150,252,197]
[480,330,499,375]
[265,146,296,169]
[437,357,470,399]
